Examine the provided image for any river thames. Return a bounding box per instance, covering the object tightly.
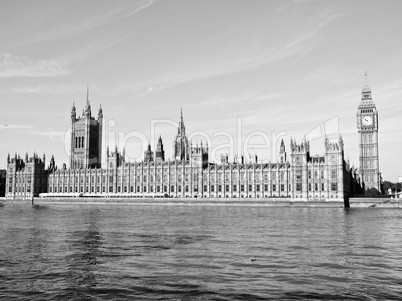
[0,203,401,300]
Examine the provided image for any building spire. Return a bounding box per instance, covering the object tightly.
[84,85,91,116]
[178,107,185,136]
[98,104,103,118]
[71,101,76,119]
[86,84,90,106]
[362,70,371,92]
[360,70,373,104]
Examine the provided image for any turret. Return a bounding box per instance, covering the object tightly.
[190,141,209,167]
[71,102,76,120]
[49,155,56,171]
[289,137,311,199]
[278,139,287,163]
[155,135,165,162]
[220,154,229,164]
[98,104,103,119]
[144,143,154,162]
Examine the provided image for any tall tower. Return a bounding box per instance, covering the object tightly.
[70,87,103,169]
[289,138,310,200]
[278,139,287,163]
[356,73,380,191]
[155,135,165,163]
[172,108,189,161]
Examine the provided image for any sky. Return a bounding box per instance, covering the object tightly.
[0,0,401,181]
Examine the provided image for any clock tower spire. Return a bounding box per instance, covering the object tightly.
[356,72,380,191]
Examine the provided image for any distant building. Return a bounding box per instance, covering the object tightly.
[6,92,362,201]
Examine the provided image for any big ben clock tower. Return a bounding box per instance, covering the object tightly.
[356,73,380,191]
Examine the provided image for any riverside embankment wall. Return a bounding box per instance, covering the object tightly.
[5,197,345,207]
[3,197,401,208]
[349,198,402,208]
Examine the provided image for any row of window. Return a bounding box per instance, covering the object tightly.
[295,182,337,191]
[47,183,335,193]
[307,183,337,191]
[48,183,293,194]
[49,173,293,184]
[8,186,43,193]
[49,172,290,183]
[8,177,32,184]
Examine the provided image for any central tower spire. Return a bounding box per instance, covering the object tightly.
[173,108,189,161]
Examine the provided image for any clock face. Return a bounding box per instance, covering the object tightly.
[362,115,373,126]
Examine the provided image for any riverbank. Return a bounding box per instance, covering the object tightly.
[349,198,402,208]
[3,197,401,208]
[3,197,345,207]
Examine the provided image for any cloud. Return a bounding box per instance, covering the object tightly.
[13,0,154,48]
[188,90,283,109]
[284,8,347,51]
[0,124,33,130]
[29,128,67,142]
[101,82,170,97]
[0,83,88,95]
[64,34,134,64]
[125,0,154,17]
[0,53,70,77]
[101,4,345,98]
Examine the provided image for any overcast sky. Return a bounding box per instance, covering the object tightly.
[0,0,401,181]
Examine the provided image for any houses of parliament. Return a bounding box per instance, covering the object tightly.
[5,79,381,201]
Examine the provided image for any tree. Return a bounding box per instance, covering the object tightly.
[382,180,402,195]
[382,181,394,194]
[0,170,6,197]
[364,187,381,197]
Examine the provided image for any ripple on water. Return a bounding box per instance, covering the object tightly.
[0,204,402,300]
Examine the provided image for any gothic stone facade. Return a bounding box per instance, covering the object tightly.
[6,99,361,201]
[42,136,356,201]
[5,153,48,199]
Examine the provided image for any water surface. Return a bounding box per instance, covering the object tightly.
[1,203,401,300]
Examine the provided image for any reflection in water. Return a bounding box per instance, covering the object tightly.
[21,211,49,295]
[64,209,104,299]
[0,204,402,300]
